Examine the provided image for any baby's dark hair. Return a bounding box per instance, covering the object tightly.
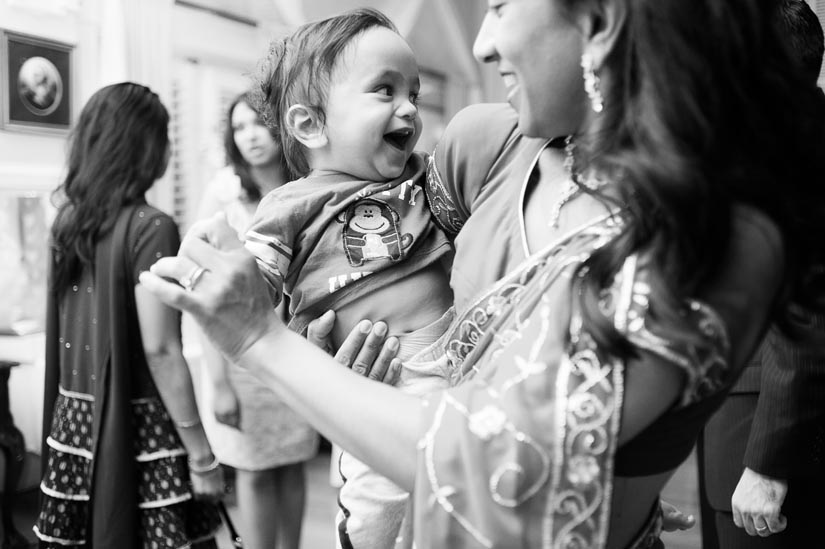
[255,8,397,177]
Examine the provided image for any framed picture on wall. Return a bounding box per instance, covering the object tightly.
[0,30,72,133]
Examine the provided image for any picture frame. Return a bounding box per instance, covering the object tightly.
[0,30,72,133]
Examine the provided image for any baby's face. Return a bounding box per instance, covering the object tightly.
[318,26,422,182]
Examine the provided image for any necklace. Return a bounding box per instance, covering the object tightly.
[547,136,608,228]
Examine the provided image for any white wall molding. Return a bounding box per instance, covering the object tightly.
[0,164,62,193]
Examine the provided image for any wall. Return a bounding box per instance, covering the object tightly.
[0,0,86,193]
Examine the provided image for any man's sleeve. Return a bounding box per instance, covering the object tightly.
[744,318,825,479]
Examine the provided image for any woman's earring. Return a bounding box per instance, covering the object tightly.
[581,52,604,113]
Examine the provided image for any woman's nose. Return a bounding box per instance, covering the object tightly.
[472,14,497,64]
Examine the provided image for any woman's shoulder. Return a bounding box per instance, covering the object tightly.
[126,204,179,244]
[730,204,783,259]
[444,103,519,136]
[437,103,523,160]
[725,204,785,295]
[128,204,175,225]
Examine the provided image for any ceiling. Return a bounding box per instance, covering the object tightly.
[177,0,421,28]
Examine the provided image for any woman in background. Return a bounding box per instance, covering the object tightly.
[196,91,318,549]
[36,82,222,548]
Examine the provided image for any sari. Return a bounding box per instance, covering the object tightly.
[411,212,730,548]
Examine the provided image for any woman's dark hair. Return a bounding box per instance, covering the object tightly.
[777,0,824,82]
[570,0,825,353]
[50,82,170,295]
[255,7,397,177]
[224,91,291,202]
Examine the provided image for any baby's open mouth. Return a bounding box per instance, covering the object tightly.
[384,128,413,151]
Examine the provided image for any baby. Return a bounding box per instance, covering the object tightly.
[244,9,454,549]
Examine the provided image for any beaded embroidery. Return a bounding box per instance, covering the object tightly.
[417,213,731,548]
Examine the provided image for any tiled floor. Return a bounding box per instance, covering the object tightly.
[8,449,703,548]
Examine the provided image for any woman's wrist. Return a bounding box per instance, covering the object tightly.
[236,320,288,375]
[174,417,202,429]
[188,452,220,474]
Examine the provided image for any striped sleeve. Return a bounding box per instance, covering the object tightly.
[244,230,291,304]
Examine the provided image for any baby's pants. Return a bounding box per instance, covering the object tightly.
[335,309,454,549]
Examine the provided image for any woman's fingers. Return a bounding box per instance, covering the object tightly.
[309,314,401,382]
[138,268,200,314]
[350,321,387,376]
[334,320,400,380]
[142,227,281,365]
[336,320,376,374]
[183,212,243,250]
[366,337,400,383]
[660,499,695,532]
[307,310,336,354]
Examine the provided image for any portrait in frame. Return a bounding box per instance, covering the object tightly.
[1,30,72,133]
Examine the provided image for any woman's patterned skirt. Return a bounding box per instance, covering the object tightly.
[34,387,221,548]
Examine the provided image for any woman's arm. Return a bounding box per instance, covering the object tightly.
[198,331,241,428]
[243,320,421,489]
[135,284,224,498]
[140,219,421,489]
[620,206,784,445]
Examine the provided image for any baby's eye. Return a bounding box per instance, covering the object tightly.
[410,92,420,107]
[375,85,393,96]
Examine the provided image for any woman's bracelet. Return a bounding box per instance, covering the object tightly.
[188,454,220,474]
[174,417,202,429]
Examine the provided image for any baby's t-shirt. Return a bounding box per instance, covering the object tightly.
[246,152,452,334]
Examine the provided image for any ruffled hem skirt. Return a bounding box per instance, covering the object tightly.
[34,388,221,548]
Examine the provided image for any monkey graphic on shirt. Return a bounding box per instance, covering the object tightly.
[339,198,413,267]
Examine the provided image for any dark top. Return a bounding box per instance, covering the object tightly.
[41,202,218,548]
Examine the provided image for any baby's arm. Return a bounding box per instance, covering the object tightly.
[243,193,296,307]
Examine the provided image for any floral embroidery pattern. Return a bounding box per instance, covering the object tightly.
[468,405,508,441]
[610,261,732,407]
[417,212,730,548]
[425,154,465,234]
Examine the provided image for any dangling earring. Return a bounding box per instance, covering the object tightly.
[581,52,604,113]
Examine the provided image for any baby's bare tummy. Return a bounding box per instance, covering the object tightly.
[331,263,454,350]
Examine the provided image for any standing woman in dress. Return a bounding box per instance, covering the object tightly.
[196,91,318,549]
[36,82,223,548]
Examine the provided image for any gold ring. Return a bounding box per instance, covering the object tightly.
[756,525,769,533]
[180,266,207,292]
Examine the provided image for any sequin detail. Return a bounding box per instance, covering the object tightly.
[417,213,730,547]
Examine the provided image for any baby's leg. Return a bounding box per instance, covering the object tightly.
[335,309,455,549]
[336,452,409,549]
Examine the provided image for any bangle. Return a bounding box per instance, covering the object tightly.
[174,418,202,429]
[188,454,220,474]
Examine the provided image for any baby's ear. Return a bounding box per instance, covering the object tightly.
[285,104,328,149]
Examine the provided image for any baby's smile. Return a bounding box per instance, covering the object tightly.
[383,127,414,151]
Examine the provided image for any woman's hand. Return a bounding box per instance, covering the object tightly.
[189,465,225,502]
[213,384,241,429]
[139,213,281,364]
[306,312,401,384]
[660,499,695,532]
